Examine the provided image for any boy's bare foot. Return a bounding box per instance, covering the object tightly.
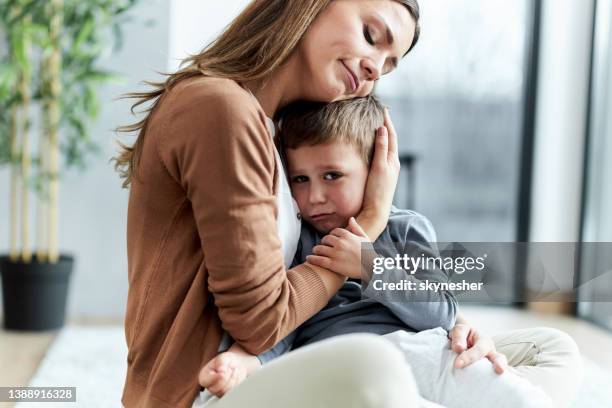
[198,345,262,397]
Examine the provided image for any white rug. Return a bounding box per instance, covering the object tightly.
[17,327,612,407]
[573,358,612,408]
[17,327,127,408]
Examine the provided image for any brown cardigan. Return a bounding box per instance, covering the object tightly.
[122,76,333,407]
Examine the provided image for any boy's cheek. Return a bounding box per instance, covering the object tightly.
[338,193,364,220]
[291,192,308,215]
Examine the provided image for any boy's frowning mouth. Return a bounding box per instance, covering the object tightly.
[310,212,335,221]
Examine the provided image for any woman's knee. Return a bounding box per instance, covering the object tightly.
[319,334,419,407]
[336,334,406,367]
[219,335,419,408]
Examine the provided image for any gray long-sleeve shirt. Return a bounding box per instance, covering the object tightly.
[257,207,458,364]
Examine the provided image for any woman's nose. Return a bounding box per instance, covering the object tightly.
[361,57,382,81]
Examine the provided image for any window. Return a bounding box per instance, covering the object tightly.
[578,0,612,329]
[380,0,533,242]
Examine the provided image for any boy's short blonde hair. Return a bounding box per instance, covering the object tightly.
[278,95,385,166]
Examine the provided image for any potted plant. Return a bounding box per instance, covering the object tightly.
[0,0,139,331]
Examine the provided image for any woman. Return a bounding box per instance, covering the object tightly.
[115,1,581,407]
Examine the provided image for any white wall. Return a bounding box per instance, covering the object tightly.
[1,0,170,319]
[167,0,251,70]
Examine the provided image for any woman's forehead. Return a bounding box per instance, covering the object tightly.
[358,1,416,57]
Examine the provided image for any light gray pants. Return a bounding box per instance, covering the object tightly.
[193,327,582,408]
[383,327,577,408]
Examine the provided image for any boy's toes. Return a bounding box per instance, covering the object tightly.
[199,367,221,388]
[208,367,234,397]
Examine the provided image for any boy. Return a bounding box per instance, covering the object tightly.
[198,97,551,408]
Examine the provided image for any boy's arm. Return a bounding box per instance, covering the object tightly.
[306,213,458,331]
[256,330,298,364]
[225,342,264,373]
[362,212,458,331]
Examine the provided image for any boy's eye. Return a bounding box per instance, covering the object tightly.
[292,175,308,183]
[323,172,342,181]
[363,25,374,45]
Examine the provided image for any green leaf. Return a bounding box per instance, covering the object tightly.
[0,0,143,184]
[73,17,94,49]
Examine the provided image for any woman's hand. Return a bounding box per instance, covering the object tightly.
[306,217,370,279]
[357,108,400,240]
[448,323,508,374]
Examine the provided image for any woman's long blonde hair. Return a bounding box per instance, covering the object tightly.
[113,0,420,188]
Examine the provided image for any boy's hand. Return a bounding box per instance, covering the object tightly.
[307,217,370,279]
[198,344,261,397]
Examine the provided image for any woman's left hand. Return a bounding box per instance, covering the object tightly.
[357,109,401,240]
[448,323,508,374]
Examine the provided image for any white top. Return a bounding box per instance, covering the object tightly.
[242,87,301,266]
[263,116,302,268]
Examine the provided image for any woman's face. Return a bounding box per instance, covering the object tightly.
[296,0,416,102]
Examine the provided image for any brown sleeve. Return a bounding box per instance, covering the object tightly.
[155,81,333,354]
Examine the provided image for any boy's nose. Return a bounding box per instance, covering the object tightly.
[308,185,326,204]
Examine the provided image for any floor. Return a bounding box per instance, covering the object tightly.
[1,306,611,407]
[0,317,122,408]
[461,304,612,370]
[0,330,56,390]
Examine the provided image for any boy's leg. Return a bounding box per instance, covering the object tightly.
[193,333,420,408]
[383,328,552,408]
[493,327,583,408]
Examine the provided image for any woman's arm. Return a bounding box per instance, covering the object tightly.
[157,80,344,355]
[455,311,469,325]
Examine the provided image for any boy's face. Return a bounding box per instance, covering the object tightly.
[286,141,368,235]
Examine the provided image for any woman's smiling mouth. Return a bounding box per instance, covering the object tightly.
[340,61,358,93]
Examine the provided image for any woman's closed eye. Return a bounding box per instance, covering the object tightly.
[323,171,343,181]
[363,24,375,45]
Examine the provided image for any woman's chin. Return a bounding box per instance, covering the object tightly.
[310,80,347,103]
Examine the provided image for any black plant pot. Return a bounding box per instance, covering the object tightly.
[0,255,73,331]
